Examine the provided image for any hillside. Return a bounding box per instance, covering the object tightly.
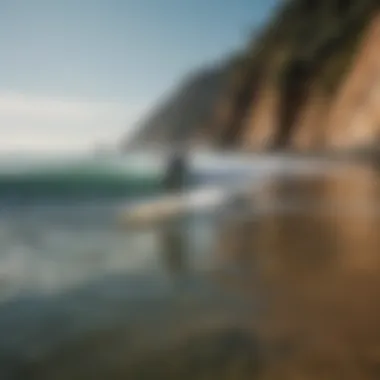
[125,0,380,152]
[123,64,230,150]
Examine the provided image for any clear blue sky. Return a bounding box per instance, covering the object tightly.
[0,0,279,152]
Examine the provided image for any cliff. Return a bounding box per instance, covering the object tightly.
[123,64,231,150]
[126,0,380,152]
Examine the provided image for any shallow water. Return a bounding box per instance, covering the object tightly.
[0,152,377,379]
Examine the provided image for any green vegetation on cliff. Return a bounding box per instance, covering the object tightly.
[228,0,379,92]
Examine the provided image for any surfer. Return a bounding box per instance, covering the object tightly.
[163,148,188,193]
[160,147,189,283]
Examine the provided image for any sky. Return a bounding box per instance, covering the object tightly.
[0,0,279,153]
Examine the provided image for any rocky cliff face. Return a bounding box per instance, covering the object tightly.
[126,0,380,152]
[326,13,380,149]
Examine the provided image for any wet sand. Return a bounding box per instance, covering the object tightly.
[3,159,380,379]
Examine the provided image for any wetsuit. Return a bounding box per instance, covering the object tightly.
[164,152,187,192]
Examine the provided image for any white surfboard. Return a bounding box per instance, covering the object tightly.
[117,186,247,228]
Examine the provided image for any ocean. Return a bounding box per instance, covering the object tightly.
[0,151,368,379]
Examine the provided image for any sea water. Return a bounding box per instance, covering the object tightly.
[0,150,337,298]
[0,150,350,379]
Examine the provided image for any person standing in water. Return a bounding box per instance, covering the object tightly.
[160,146,189,281]
[163,147,188,193]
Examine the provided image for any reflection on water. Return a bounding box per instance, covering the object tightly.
[160,220,187,281]
[3,160,380,378]
[217,162,380,379]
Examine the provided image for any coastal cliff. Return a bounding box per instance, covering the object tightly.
[126,0,380,152]
[123,64,230,149]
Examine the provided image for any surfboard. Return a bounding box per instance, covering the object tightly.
[117,186,244,228]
